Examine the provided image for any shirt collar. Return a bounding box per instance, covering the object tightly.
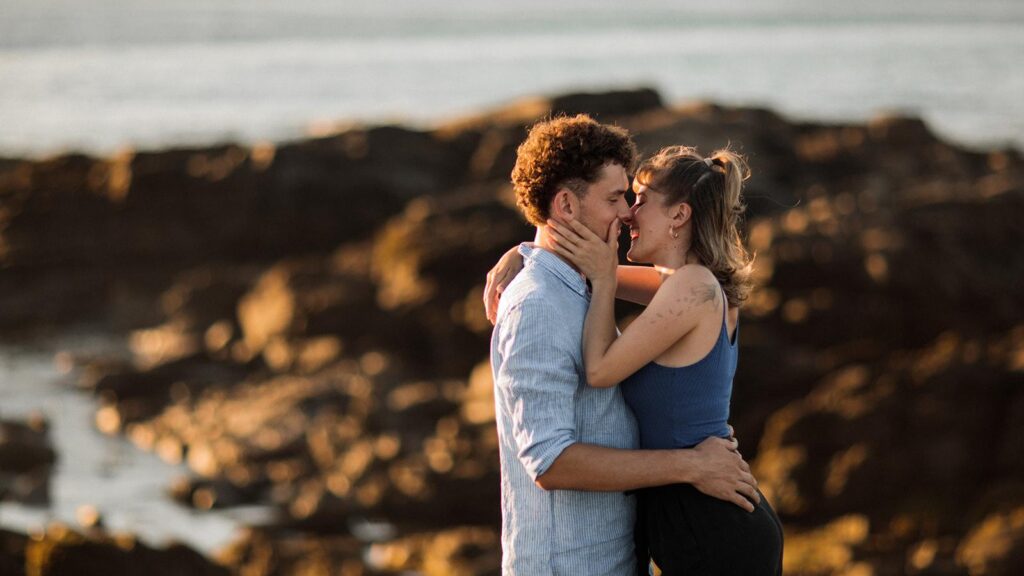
[519,243,590,299]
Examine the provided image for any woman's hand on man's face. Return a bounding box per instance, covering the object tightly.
[546,218,619,285]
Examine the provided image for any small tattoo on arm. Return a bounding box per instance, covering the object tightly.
[651,283,720,323]
[693,283,720,310]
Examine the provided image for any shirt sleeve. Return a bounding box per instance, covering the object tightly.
[494,297,580,481]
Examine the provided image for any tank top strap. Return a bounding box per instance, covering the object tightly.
[720,286,728,324]
[719,285,728,336]
[720,285,740,347]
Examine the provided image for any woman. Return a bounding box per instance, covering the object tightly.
[486,146,783,575]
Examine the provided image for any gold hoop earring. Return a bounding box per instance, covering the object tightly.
[670,227,679,239]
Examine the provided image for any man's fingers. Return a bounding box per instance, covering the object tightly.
[729,492,756,513]
[737,482,761,506]
[720,435,739,452]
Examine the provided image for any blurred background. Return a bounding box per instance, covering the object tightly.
[3,0,1023,155]
[1,1,1022,575]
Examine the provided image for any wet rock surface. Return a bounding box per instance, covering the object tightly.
[0,415,56,506]
[1,88,1022,574]
[22,524,229,576]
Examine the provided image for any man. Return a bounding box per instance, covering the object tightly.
[488,114,760,575]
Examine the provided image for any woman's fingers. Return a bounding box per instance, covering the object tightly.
[547,221,580,250]
[548,219,619,280]
[484,267,510,324]
[549,239,577,262]
[483,247,526,324]
[567,218,600,241]
[484,267,500,311]
[606,219,620,248]
[548,227,578,255]
[549,219,590,246]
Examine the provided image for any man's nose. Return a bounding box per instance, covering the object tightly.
[621,205,635,225]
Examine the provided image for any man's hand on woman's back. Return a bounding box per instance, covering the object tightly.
[690,436,760,512]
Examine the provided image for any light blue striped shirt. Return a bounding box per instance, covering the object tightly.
[490,244,640,575]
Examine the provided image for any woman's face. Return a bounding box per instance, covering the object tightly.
[625,180,678,264]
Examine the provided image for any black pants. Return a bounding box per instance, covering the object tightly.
[634,483,784,575]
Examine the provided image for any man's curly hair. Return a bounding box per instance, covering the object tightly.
[511,114,638,226]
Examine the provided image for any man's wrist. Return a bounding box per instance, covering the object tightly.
[672,448,700,484]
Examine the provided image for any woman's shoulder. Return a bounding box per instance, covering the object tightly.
[662,264,719,289]
[659,264,722,308]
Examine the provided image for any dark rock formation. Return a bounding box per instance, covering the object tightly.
[22,524,229,576]
[369,191,529,376]
[218,525,501,576]
[0,528,28,576]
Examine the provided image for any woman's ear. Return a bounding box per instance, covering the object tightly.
[673,202,692,227]
[550,188,580,222]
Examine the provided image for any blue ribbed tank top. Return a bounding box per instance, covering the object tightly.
[620,288,737,449]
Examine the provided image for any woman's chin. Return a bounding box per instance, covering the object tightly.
[626,245,644,263]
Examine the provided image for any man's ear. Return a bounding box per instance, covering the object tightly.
[549,188,580,222]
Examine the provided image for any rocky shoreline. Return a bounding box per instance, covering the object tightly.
[1,88,1022,575]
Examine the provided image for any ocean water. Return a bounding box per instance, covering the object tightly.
[0,334,272,553]
[0,0,1022,157]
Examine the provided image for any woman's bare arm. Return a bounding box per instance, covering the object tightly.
[547,219,721,389]
[484,249,661,324]
[615,265,662,305]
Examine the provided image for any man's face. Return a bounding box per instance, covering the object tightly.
[575,163,632,242]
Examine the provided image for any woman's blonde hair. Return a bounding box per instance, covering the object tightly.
[635,146,754,307]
